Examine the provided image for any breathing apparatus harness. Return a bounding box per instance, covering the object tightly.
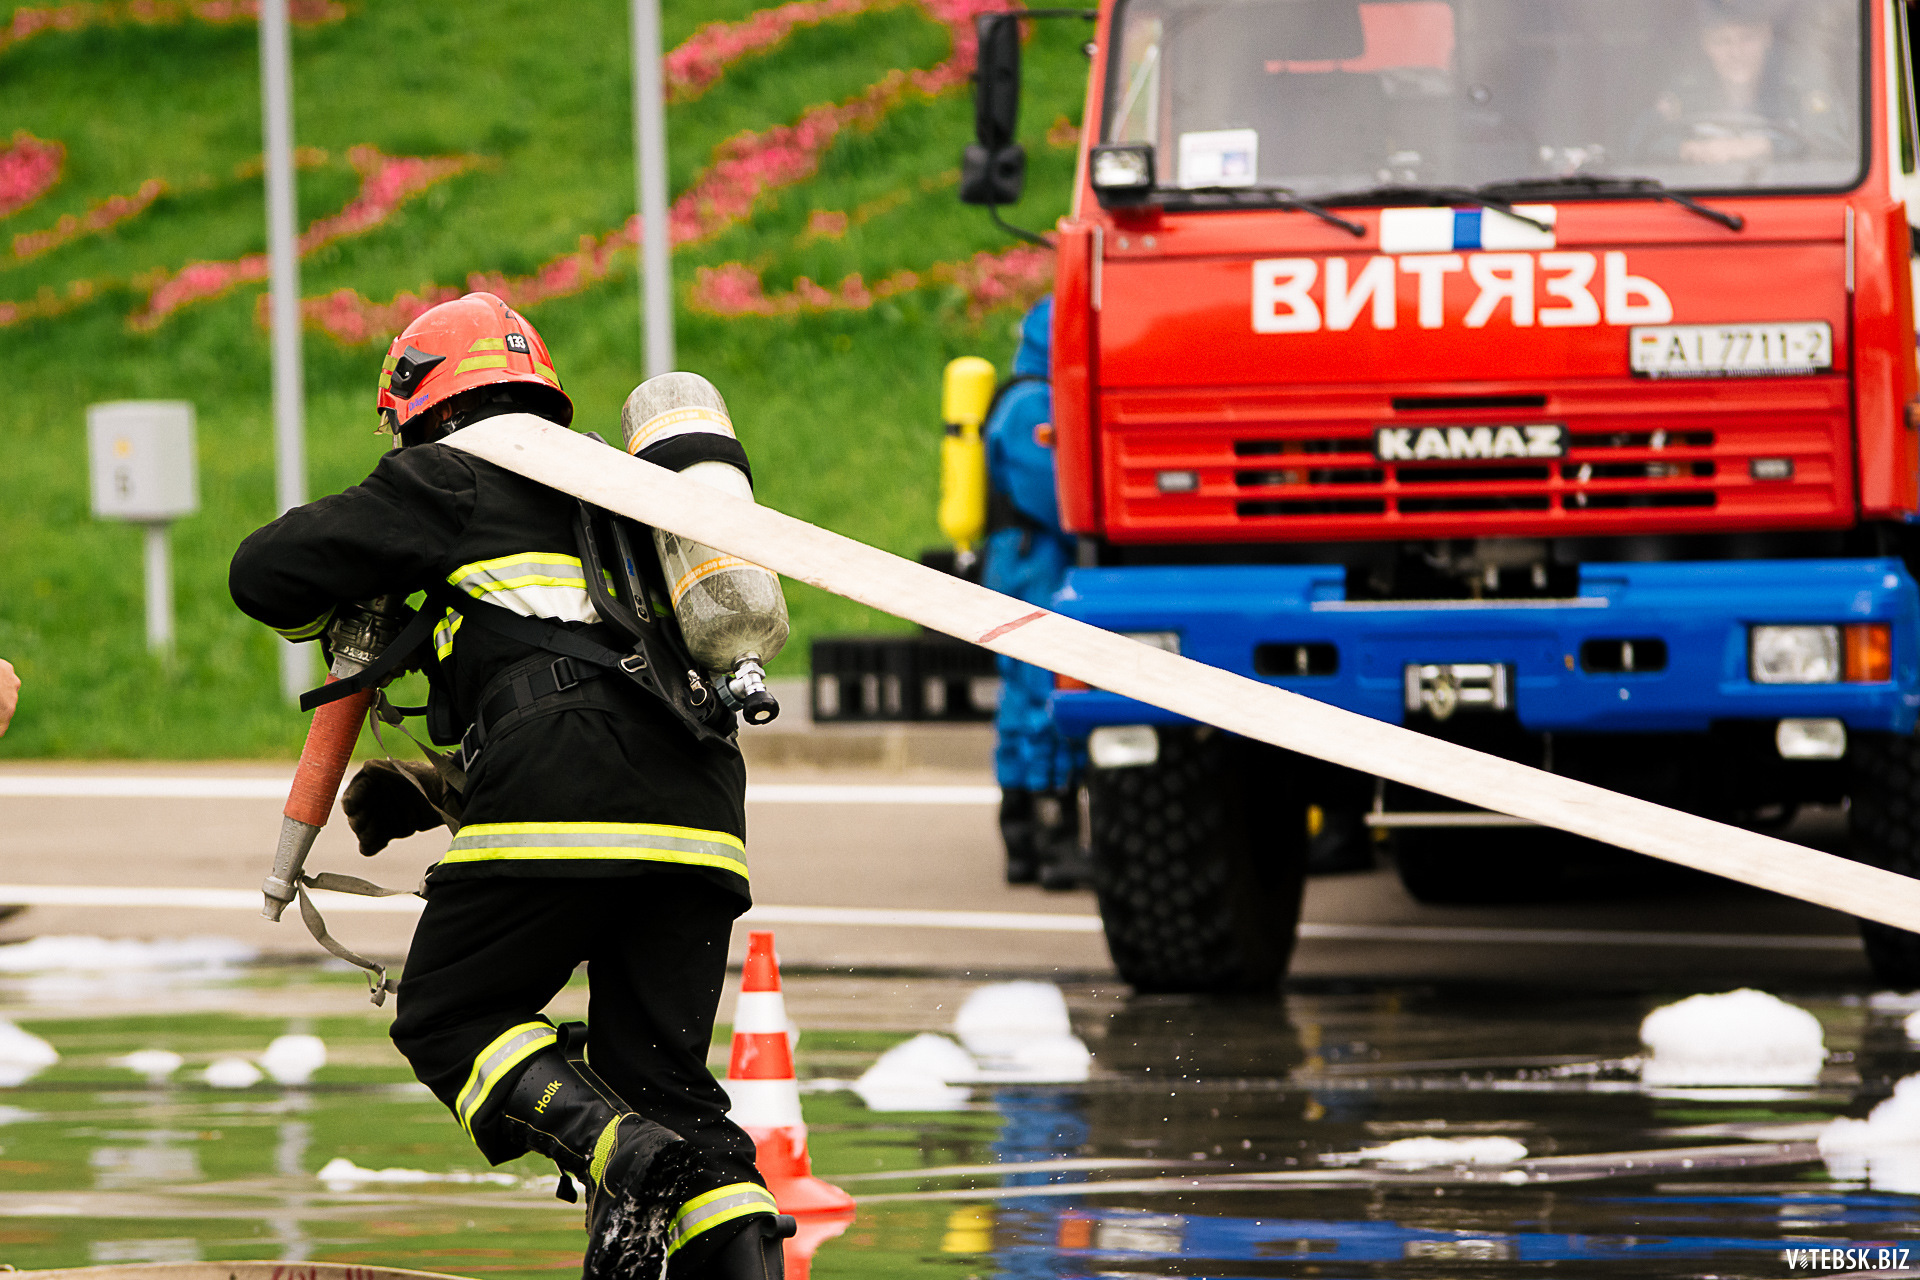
[287,434,737,997]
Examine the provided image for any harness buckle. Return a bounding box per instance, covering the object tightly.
[550,657,581,692]
[620,652,648,674]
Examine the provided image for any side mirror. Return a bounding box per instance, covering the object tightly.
[973,13,1021,152]
[960,12,1026,207]
[960,143,1027,205]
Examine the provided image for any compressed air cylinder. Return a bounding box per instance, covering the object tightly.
[621,373,789,708]
[939,356,995,554]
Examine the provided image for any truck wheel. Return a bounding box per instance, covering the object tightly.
[1845,731,1920,985]
[1086,727,1307,994]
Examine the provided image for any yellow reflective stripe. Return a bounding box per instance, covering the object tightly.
[589,1116,623,1189]
[381,353,399,371]
[468,337,505,352]
[447,553,588,598]
[533,360,558,383]
[454,354,510,375]
[453,1020,556,1141]
[443,822,747,880]
[378,371,393,390]
[668,1183,777,1254]
[272,607,334,642]
[433,609,463,662]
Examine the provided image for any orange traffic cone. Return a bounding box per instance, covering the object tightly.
[724,930,856,1217]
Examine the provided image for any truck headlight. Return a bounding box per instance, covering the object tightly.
[1777,718,1847,759]
[1089,724,1159,768]
[1749,625,1840,684]
[1090,144,1154,203]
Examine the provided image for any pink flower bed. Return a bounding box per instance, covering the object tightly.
[0,0,1032,338]
[134,147,477,330]
[667,0,889,101]
[1,0,344,53]
[12,177,165,259]
[0,133,65,220]
[689,241,1051,319]
[0,276,98,329]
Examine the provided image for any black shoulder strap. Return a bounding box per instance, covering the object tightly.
[299,605,437,712]
[423,582,737,746]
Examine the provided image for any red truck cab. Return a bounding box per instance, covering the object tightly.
[1016,0,1920,991]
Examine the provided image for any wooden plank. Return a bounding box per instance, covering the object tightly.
[445,414,1920,933]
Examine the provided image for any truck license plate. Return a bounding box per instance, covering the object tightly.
[1629,322,1832,378]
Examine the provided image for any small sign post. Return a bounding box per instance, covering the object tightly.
[87,401,199,659]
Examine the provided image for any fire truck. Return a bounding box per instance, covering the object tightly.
[949,0,1920,992]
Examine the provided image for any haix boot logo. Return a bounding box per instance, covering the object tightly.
[534,1079,562,1114]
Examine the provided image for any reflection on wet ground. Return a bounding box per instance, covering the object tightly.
[0,963,1916,1278]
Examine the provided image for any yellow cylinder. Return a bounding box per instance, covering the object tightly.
[943,356,997,428]
[939,357,995,553]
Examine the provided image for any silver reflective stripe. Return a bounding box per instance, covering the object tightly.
[274,608,333,642]
[446,552,599,626]
[443,822,748,880]
[433,609,463,661]
[454,1021,557,1139]
[667,1183,777,1254]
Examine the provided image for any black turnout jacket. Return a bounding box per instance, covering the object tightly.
[229,434,749,899]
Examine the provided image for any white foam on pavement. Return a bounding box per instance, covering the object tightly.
[1640,989,1826,1086]
[854,1033,977,1112]
[1819,1073,1920,1192]
[203,1057,263,1089]
[261,1034,327,1085]
[953,982,1092,1083]
[316,1156,526,1190]
[0,1020,57,1087]
[1328,1136,1529,1167]
[0,935,256,971]
[115,1049,183,1084]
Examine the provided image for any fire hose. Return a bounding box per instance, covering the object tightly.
[261,595,425,1003]
[433,411,1920,933]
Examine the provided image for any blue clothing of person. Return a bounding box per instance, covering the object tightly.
[984,298,1084,794]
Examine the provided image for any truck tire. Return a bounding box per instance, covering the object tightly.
[1845,731,1920,985]
[1086,727,1307,994]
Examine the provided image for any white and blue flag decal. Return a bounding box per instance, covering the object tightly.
[1379,204,1557,254]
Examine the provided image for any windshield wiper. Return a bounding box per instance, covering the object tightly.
[1319,184,1554,233]
[1476,175,1744,232]
[1170,185,1366,237]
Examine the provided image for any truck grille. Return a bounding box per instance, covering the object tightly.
[1102,381,1850,541]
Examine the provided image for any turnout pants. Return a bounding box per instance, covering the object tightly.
[391,874,760,1186]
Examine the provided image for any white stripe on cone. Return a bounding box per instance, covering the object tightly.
[723,1074,807,1128]
[733,990,789,1034]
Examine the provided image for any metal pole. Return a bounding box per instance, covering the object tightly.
[631,0,674,376]
[259,0,311,703]
[143,522,173,659]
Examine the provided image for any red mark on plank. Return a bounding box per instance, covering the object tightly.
[978,609,1047,645]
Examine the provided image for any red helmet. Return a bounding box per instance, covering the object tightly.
[376,292,572,438]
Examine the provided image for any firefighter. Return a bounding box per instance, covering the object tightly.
[982,298,1088,890]
[229,292,787,1280]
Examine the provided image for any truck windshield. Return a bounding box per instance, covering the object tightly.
[1105,0,1865,197]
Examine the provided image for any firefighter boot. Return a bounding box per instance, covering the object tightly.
[668,1210,797,1280]
[499,1047,692,1279]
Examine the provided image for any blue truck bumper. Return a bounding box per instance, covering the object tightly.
[1048,559,1920,738]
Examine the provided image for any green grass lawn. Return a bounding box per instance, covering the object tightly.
[0,0,1089,757]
